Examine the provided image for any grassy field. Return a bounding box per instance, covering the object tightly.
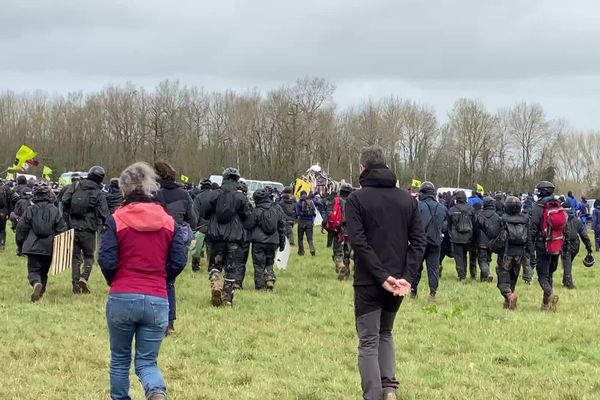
[1,229,600,400]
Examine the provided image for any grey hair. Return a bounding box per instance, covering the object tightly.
[120,162,159,197]
[360,145,386,169]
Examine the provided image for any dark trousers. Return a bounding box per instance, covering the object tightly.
[167,279,176,321]
[251,243,277,289]
[327,230,334,248]
[476,247,493,280]
[413,244,441,295]
[208,241,242,303]
[469,246,478,279]
[497,255,521,298]
[521,252,533,282]
[332,235,351,262]
[27,254,52,289]
[0,211,6,248]
[595,230,600,252]
[536,252,560,304]
[72,230,96,286]
[355,285,402,400]
[238,241,251,288]
[297,220,315,255]
[561,250,577,287]
[452,243,469,280]
[284,221,295,245]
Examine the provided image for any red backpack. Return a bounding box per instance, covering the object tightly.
[541,199,568,255]
[325,197,343,233]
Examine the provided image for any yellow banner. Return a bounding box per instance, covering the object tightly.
[411,179,422,188]
[180,175,189,183]
[294,178,311,199]
[43,166,53,180]
[477,184,484,193]
[9,145,37,171]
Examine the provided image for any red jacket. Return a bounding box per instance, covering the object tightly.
[99,200,188,298]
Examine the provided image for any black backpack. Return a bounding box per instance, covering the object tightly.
[259,206,279,235]
[31,203,56,238]
[506,219,528,246]
[480,212,502,239]
[69,184,95,218]
[456,211,473,235]
[215,189,238,224]
[301,199,316,217]
[423,202,441,246]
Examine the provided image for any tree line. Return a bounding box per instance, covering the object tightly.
[0,77,596,196]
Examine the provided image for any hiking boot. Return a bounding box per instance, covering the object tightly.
[383,390,397,400]
[165,321,175,336]
[78,278,91,294]
[563,283,575,290]
[503,300,509,309]
[334,257,343,274]
[211,283,223,307]
[298,251,305,256]
[524,279,532,285]
[31,282,43,303]
[72,285,82,295]
[428,292,436,303]
[266,280,275,291]
[147,390,167,400]
[486,275,494,283]
[540,303,551,312]
[549,294,559,312]
[310,251,316,257]
[507,292,518,311]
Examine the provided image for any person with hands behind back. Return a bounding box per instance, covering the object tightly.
[346,146,427,400]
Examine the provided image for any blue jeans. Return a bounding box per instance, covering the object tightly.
[107,293,169,400]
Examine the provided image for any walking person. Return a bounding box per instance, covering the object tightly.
[16,181,67,302]
[448,191,478,282]
[561,201,593,289]
[278,187,296,246]
[411,181,447,301]
[99,162,188,400]
[153,160,197,335]
[346,146,426,400]
[474,197,502,282]
[592,199,600,252]
[295,191,316,256]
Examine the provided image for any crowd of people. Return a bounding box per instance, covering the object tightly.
[1,150,598,400]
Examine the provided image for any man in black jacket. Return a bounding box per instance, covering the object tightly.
[561,202,592,289]
[191,179,213,272]
[278,187,296,246]
[475,197,501,282]
[62,166,109,294]
[203,167,252,307]
[346,146,426,400]
[106,178,124,214]
[0,181,12,252]
[448,191,478,281]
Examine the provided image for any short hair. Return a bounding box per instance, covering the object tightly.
[154,160,176,181]
[120,162,158,197]
[360,146,386,169]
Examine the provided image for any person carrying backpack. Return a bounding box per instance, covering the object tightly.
[203,167,252,307]
[412,182,447,301]
[10,187,34,256]
[561,202,592,289]
[278,187,297,246]
[494,196,531,310]
[15,181,67,302]
[592,199,600,252]
[327,183,353,280]
[295,190,317,256]
[62,166,109,294]
[0,181,12,252]
[247,189,286,290]
[474,197,502,282]
[106,178,124,214]
[529,181,565,312]
[448,190,478,281]
[579,196,590,227]
[191,179,213,272]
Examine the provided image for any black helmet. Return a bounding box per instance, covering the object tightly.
[283,186,292,194]
[238,180,248,194]
[535,181,555,198]
[483,196,495,208]
[17,175,27,185]
[340,183,353,194]
[88,166,106,184]
[505,196,522,213]
[419,181,435,193]
[200,179,212,189]
[110,178,120,188]
[223,167,240,181]
[583,253,595,268]
[454,190,467,202]
[253,188,269,201]
[33,181,50,195]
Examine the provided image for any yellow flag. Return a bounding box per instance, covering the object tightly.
[43,166,53,180]
[180,175,189,183]
[477,184,484,193]
[9,145,37,171]
[411,179,422,188]
[294,178,311,199]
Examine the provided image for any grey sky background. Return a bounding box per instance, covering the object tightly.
[2,0,600,130]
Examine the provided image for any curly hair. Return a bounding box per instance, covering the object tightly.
[120,162,159,197]
[154,160,176,182]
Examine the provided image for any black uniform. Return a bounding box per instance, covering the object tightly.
[0,183,12,251]
[448,195,478,281]
[497,212,531,303]
[278,193,296,246]
[191,186,213,271]
[475,203,502,281]
[561,208,592,288]
[62,178,109,292]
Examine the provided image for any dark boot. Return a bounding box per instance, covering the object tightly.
[507,292,518,311]
[266,280,275,291]
[209,270,223,307]
[223,280,235,306]
[78,277,91,294]
[191,258,200,272]
[31,282,43,303]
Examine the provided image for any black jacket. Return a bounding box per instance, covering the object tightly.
[346,167,426,286]
[16,194,67,256]
[62,179,109,232]
[203,179,253,243]
[528,197,553,255]
[278,194,296,222]
[0,184,11,214]
[248,199,286,246]
[475,205,501,248]
[564,209,592,255]
[448,202,477,244]
[193,188,213,229]
[155,180,197,227]
[106,191,124,214]
[502,212,532,257]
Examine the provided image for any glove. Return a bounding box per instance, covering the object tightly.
[279,243,285,252]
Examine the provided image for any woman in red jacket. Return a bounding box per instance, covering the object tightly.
[99,162,188,400]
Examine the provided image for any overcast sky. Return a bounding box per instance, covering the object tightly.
[2,0,600,130]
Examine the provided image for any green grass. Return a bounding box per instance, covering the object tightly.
[1,229,600,400]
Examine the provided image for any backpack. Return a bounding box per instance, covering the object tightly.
[580,202,590,217]
[422,201,441,246]
[69,184,95,218]
[481,212,502,240]
[259,206,279,235]
[488,227,507,254]
[506,219,528,246]
[455,211,473,235]
[325,197,343,232]
[215,189,238,224]
[30,204,56,238]
[541,199,568,255]
[301,199,316,217]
